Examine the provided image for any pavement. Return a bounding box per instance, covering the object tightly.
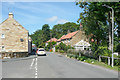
[2,52,118,78]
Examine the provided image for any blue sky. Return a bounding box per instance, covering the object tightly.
[1,2,83,34]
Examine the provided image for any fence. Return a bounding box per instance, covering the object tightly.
[99,55,120,66]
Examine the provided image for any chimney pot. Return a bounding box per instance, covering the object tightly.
[8,12,14,18]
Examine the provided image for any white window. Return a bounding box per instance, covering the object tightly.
[2,46,5,51]
[68,39,70,42]
[1,34,5,38]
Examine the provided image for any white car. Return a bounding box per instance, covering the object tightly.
[37,48,46,56]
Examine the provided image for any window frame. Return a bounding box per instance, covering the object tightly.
[1,34,5,38]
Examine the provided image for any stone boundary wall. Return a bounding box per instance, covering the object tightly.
[0,52,28,59]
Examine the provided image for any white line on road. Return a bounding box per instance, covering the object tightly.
[35,76,37,78]
[30,58,35,69]
[29,55,38,78]
[35,56,38,78]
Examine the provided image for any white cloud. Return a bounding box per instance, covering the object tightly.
[57,19,69,24]
[46,16,69,24]
[7,2,15,5]
[46,16,58,22]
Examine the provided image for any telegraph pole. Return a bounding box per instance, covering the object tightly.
[102,4,114,67]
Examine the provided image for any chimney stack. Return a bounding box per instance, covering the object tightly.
[67,30,70,34]
[8,12,14,18]
[80,23,83,30]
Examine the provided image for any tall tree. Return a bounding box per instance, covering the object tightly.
[76,2,120,48]
[52,22,80,39]
[30,30,45,48]
[42,24,50,42]
[76,2,120,57]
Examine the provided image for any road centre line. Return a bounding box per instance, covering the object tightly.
[35,57,38,78]
[30,56,38,78]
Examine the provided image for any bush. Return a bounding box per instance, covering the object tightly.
[44,46,49,51]
[91,44,111,58]
[78,56,88,61]
[114,59,119,66]
[69,54,73,58]
[71,55,78,59]
[85,58,96,63]
[85,58,91,63]
[55,45,59,52]
[116,43,120,52]
[50,49,53,52]
[56,42,73,53]
[101,57,108,64]
[59,50,64,53]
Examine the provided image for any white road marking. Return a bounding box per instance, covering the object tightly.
[29,55,38,78]
[34,56,38,78]
[35,73,37,75]
[35,76,37,78]
[30,58,35,69]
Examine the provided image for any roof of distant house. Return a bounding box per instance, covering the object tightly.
[62,31,78,40]
[46,38,57,43]
[57,31,79,42]
[57,35,66,42]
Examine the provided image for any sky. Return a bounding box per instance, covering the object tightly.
[1,2,83,34]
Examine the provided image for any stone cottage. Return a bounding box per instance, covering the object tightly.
[57,30,90,51]
[0,12,31,59]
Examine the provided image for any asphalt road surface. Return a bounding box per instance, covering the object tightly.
[2,52,118,78]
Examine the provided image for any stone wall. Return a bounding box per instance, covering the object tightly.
[1,52,28,59]
[0,13,28,54]
[0,14,29,58]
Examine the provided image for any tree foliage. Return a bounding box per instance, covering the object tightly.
[51,22,80,39]
[76,2,120,56]
[55,42,74,53]
[42,24,50,42]
[30,22,79,48]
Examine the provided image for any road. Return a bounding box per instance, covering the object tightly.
[2,52,118,78]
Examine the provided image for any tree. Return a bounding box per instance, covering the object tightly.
[52,22,80,39]
[30,22,80,48]
[30,29,45,48]
[76,2,120,56]
[42,24,50,42]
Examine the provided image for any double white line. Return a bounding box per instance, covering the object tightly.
[30,56,38,78]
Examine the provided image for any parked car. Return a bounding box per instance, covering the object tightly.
[37,48,46,56]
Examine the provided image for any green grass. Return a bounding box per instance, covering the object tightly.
[67,54,119,71]
[89,60,119,71]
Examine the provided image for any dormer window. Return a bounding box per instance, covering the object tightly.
[1,34,5,38]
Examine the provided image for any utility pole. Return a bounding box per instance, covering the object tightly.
[111,8,114,67]
[102,4,114,67]
[50,32,52,50]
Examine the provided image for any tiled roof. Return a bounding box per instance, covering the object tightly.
[46,38,57,43]
[57,35,65,42]
[62,31,78,40]
[57,31,79,42]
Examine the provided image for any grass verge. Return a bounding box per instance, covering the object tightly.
[67,54,119,71]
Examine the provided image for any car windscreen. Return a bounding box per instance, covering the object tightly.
[39,49,44,51]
